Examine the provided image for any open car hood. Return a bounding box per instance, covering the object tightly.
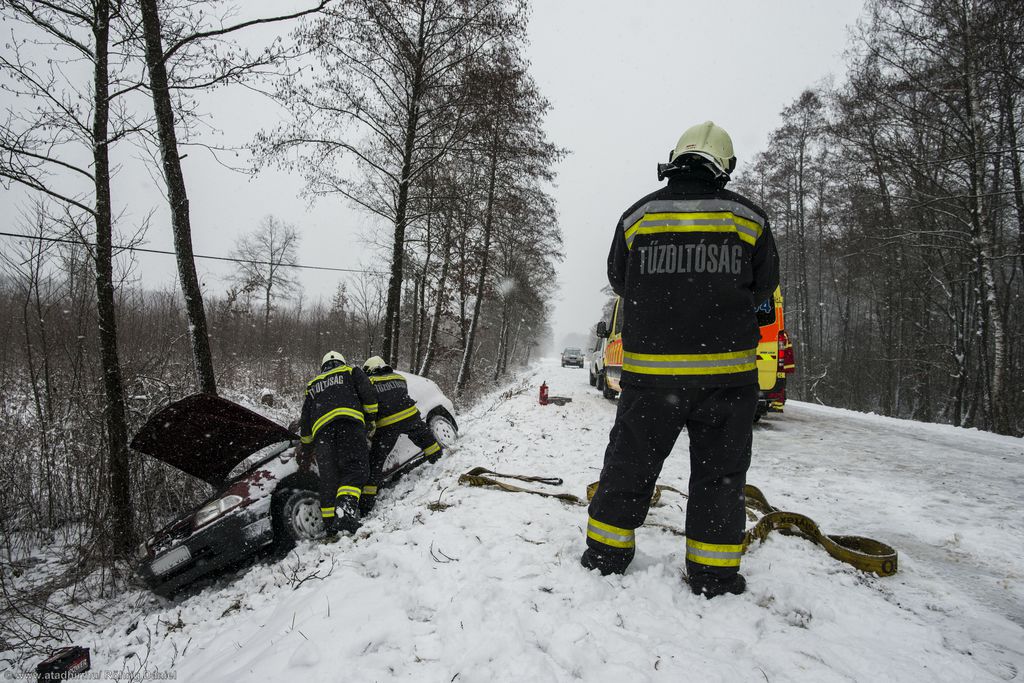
[131,393,297,486]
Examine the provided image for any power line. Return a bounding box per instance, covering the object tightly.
[0,230,387,276]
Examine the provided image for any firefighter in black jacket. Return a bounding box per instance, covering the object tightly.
[299,351,378,538]
[582,121,780,598]
[360,356,442,515]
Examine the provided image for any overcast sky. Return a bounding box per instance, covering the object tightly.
[1,0,866,355]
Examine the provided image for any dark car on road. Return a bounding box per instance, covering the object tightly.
[561,347,584,368]
[131,374,458,598]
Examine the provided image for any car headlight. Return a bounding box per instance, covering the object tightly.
[193,494,243,528]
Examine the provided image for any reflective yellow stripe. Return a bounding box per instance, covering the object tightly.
[306,365,353,388]
[424,442,441,456]
[586,516,635,549]
[310,407,365,439]
[623,216,643,244]
[376,406,418,428]
[337,485,361,499]
[369,373,406,384]
[622,349,756,376]
[686,538,744,567]
[300,435,313,444]
[622,202,765,250]
[320,507,335,518]
[363,403,379,414]
[362,485,378,496]
[625,217,760,249]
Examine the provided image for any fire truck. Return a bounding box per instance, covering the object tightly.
[592,288,795,418]
[754,286,795,420]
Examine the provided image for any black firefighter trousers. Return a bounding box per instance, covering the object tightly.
[314,418,369,524]
[586,383,758,579]
[362,414,442,514]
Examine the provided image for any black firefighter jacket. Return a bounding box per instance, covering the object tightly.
[299,364,379,444]
[367,369,420,428]
[608,170,780,389]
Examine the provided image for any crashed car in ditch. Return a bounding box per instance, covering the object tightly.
[130,373,458,598]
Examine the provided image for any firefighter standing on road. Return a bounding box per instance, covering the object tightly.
[360,356,443,515]
[299,351,378,540]
[582,122,780,598]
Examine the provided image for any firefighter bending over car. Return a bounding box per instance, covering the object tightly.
[582,121,780,598]
[360,356,442,515]
[299,351,378,541]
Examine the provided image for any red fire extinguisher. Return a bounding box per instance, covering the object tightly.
[539,381,549,405]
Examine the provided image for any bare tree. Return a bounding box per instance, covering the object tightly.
[135,0,332,395]
[349,273,388,359]
[0,0,143,552]
[257,0,529,363]
[230,215,301,331]
[454,48,564,397]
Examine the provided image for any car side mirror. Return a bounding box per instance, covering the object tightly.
[596,321,609,338]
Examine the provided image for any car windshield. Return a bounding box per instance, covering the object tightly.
[225,441,293,481]
[565,348,580,354]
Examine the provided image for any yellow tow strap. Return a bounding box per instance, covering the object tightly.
[457,468,898,577]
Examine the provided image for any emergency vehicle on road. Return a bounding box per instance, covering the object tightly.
[754,286,795,420]
[592,297,623,400]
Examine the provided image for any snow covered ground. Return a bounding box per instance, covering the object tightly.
[6,359,1024,681]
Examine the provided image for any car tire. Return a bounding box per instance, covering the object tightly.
[603,384,618,400]
[271,487,322,553]
[428,414,459,450]
[589,368,597,386]
[596,372,605,391]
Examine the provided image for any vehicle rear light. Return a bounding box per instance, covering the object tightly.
[778,330,795,374]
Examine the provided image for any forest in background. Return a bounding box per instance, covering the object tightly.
[734,0,1024,437]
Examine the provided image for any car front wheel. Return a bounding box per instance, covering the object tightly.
[589,367,597,386]
[271,488,323,552]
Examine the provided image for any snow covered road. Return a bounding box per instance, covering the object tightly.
[48,360,1024,681]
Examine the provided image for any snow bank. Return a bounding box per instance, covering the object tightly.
[6,361,1023,681]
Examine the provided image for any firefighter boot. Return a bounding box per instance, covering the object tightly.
[335,497,362,535]
[320,516,340,545]
[689,572,746,599]
[580,546,634,576]
[359,494,376,517]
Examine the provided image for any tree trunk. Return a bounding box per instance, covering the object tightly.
[456,130,500,397]
[419,228,451,377]
[407,274,419,369]
[93,0,134,553]
[492,302,509,382]
[382,12,427,363]
[458,226,469,349]
[139,0,217,395]
[961,6,1008,433]
[506,316,524,371]
[1005,93,1024,278]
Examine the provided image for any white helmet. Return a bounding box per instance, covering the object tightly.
[321,351,346,369]
[363,356,387,373]
[670,121,737,178]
